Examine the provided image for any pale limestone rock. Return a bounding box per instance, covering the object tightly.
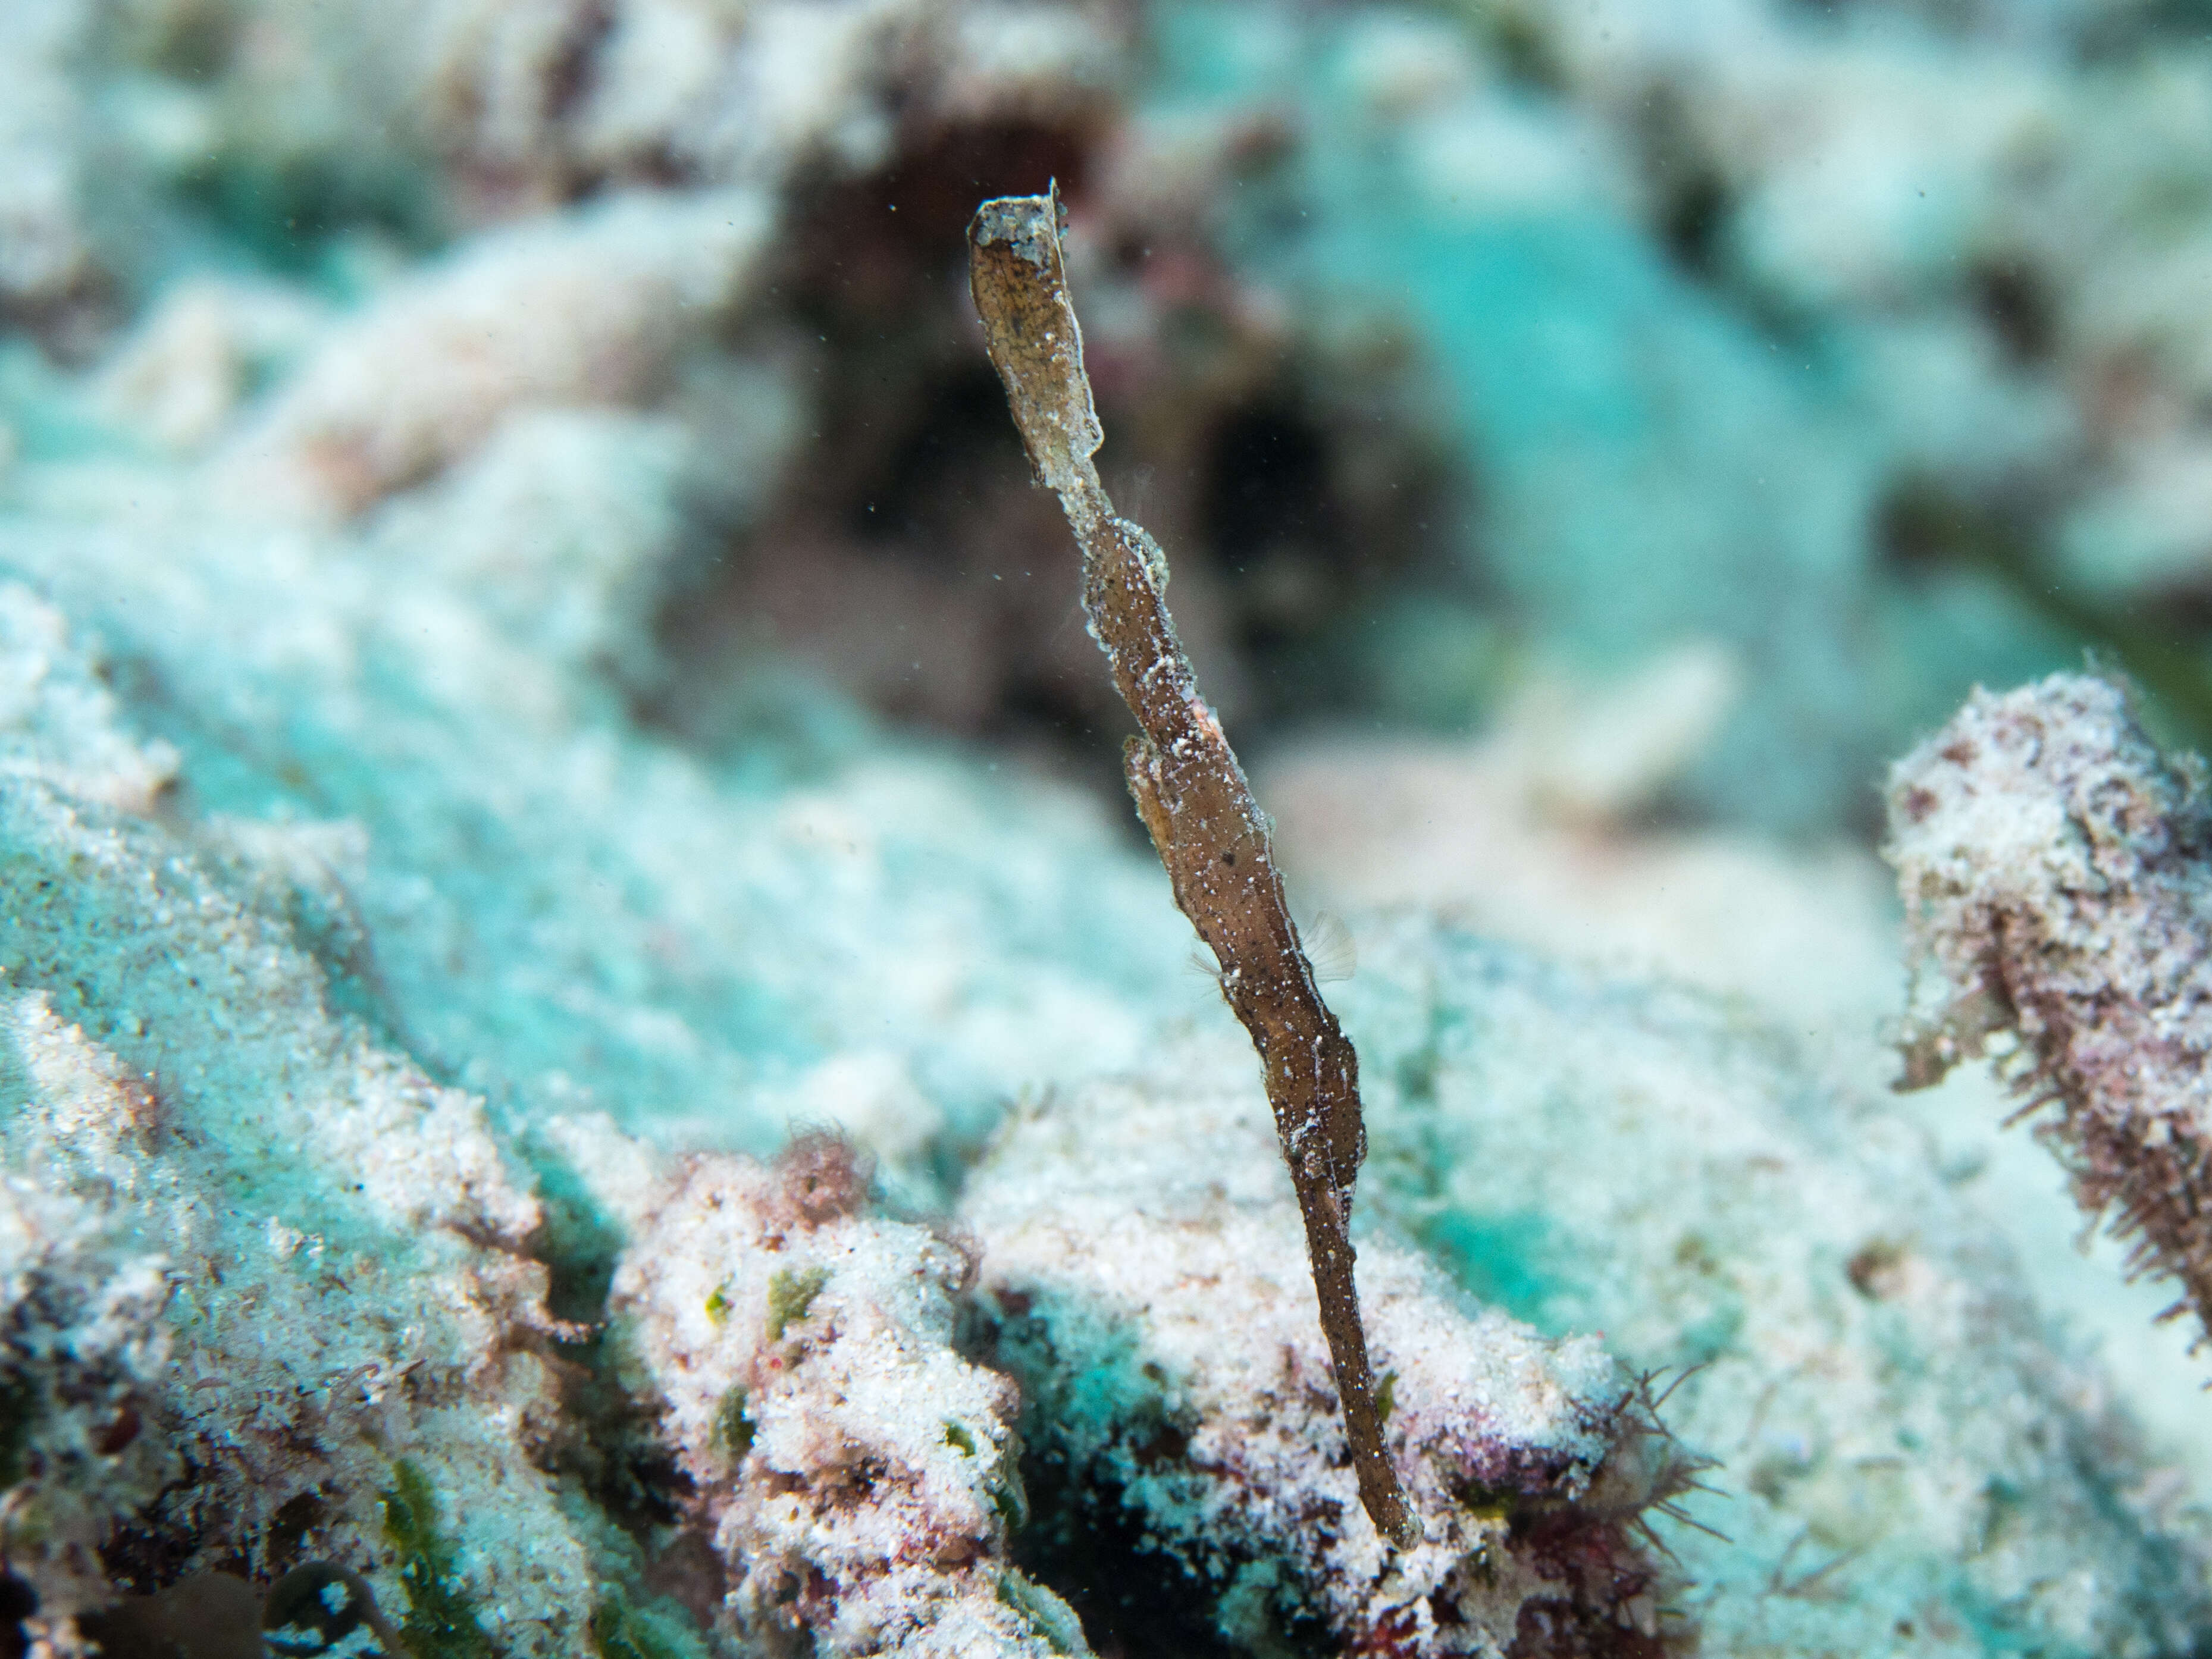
[574,1117,1088,1657]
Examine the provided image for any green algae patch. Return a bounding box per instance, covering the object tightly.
[943,1420,977,1456]
[0,1373,36,1488]
[382,1459,497,1659]
[703,1283,731,1325]
[1455,1479,1517,1528]
[1375,1369,1397,1429]
[591,1589,707,1659]
[765,1265,828,1341]
[988,1457,1029,1533]
[712,1387,753,1461]
[996,1571,1082,1655]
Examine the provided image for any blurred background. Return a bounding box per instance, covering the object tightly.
[15,0,2212,844]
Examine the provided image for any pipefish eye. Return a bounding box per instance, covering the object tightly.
[262,1563,396,1657]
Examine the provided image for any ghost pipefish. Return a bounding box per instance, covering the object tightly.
[967,186,1420,1550]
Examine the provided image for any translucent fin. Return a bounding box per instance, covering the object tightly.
[1305,911,1356,984]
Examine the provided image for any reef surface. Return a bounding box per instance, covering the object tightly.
[4,0,2212,1655]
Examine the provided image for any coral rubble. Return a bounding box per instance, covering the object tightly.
[211,188,773,520]
[0,589,596,1655]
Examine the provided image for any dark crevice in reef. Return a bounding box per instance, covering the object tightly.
[958,1282,1316,1658]
[1009,1447,1332,1659]
[1630,84,1731,283]
[539,1318,699,1541]
[523,1144,709,1536]
[518,1140,732,1659]
[1000,1401,1694,1659]
[643,117,1110,769]
[95,1501,243,1599]
[1201,404,1358,666]
[967,1287,1690,1658]
[645,115,1460,797]
[1969,256,2058,367]
[0,1576,31,1659]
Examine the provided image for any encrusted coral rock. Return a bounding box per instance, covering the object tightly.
[0,596,597,1655]
[584,1122,1088,1656]
[0,584,178,814]
[1340,913,2212,1658]
[1886,671,2212,1349]
[960,1045,1669,1657]
[0,1143,172,1652]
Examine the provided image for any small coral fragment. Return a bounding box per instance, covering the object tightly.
[579,1121,1085,1656]
[214,190,771,519]
[1885,672,2212,1350]
[772,1130,875,1226]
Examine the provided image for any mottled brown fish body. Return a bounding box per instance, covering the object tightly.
[969,187,1418,1550]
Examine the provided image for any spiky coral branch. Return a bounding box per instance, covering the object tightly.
[967,188,1420,1548]
[1885,672,2212,1350]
